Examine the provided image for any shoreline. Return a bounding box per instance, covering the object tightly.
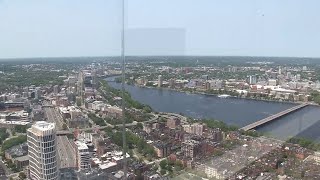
[104,76,319,107]
[130,83,302,105]
[103,78,320,143]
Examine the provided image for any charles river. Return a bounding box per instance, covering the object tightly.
[106,78,320,142]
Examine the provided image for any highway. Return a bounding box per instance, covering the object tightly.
[43,104,76,168]
[44,107,64,130]
[56,136,76,168]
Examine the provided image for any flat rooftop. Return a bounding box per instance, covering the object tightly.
[33,121,55,131]
[75,140,89,150]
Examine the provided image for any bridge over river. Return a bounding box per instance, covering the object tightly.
[241,103,309,131]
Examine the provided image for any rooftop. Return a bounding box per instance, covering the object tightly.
[33,121,55,131]
[75,140,89,150]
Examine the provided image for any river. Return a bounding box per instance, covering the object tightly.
[105,77,320,142]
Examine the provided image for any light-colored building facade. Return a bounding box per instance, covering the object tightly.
[75,140,91,170]
[27,121,58,180]
[158,75,163,87]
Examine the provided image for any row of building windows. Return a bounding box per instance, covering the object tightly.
[42,141,55,148]
[44,156,56,164]
[44,165,57,174]
[42,151,56,159]
[44,171,58,180]
[43,146,55,153]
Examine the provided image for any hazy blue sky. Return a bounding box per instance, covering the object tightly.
[0,0,320,58]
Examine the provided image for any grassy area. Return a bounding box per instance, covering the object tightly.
[88,113,107,126]
[288,137,320,151]
[1,135,27,151]
[0,128,9,144]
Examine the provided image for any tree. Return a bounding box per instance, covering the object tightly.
[76,98,82,106]
[175,160,183,168]
[19,172,27,179]
[160,159,168,170]
[62,124,68,130]
[143,106,152,113]
[160,169,166,175]
[14,125,27,133]
[136,122,143,129]
[0,128,9,144]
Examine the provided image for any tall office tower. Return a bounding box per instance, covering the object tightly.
[248,75,257,85]
[28,121,58,180]
[278,66,282,75]
[158,75,163,87]
[92,69,97,90]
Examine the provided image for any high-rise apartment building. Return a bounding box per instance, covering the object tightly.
[158,75,163,87]
[27,121,58,180]
[75,140,91,170]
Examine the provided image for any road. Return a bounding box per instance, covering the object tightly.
[43,103,76,168]
[44,107,64,130]
[56,136,76,168]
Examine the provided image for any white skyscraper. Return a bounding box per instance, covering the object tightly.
[249,75,257,85]
[158,75,163,87]
[28,121,58,180]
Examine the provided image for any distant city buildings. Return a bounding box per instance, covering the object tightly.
[268,79,277,86]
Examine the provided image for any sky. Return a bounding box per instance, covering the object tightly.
[0,0,320,58]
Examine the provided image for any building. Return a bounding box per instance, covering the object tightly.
[32,108,45,121]
[302,66,307,71]
[27,121,58,180]
[166,116,181,129]
[5,142,28,160]
[4,142,29,169]
[183,123,205,136]
[268,79,277,86]
[182,140,202,158]
[15,155,29,169]
[59,106,82,120]
[158,75,163,87]
[169,79,175,89]
[153,141,171,158]
[248,75,257,85]
[53,85,59,94]
[34,87,42,99]
[68,116,89,129]
[75,140,91,171]
[209,80,223,89]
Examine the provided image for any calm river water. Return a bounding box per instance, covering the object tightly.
[106,77,320,142]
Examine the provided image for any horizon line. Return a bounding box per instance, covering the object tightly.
[0,54,319,61]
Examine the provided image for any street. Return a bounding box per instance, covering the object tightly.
[56,136,76,168]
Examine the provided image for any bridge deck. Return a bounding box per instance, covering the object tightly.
[240,103,308,131]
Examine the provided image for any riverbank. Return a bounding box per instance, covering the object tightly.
[105,77,320,143]
[126,83,303,105]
